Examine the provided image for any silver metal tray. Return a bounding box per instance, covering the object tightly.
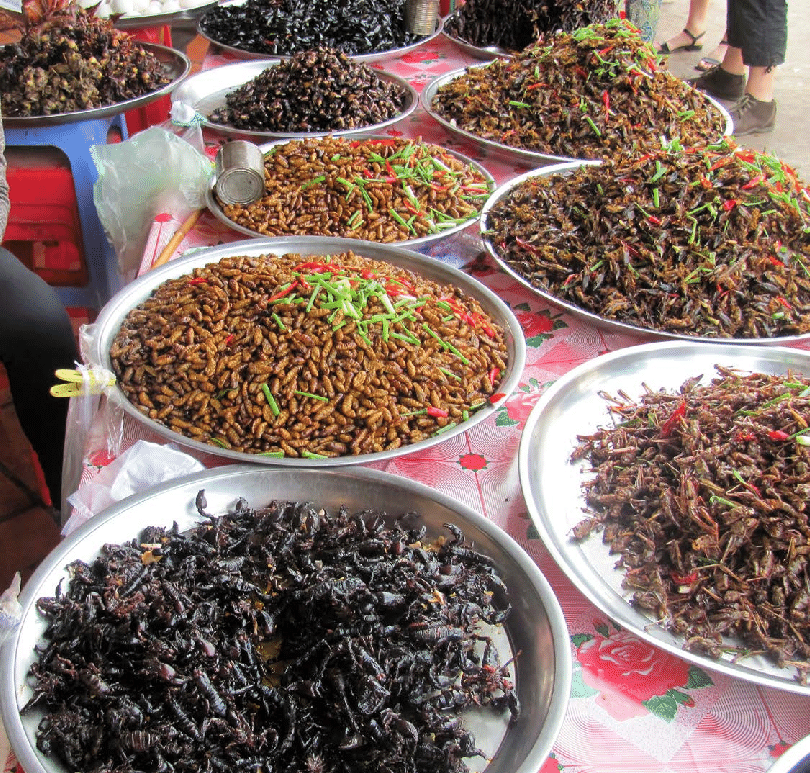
[87,236,525,466]
[479,162,808,345]
[206,138,495,250]
[172,59,418,141]
[1,42,190,128]
[421,65,574,166]
[0,465,572,773]
[421,65,733,166]
[440,8,516,60]
[197,1,443,63]
[112,0,218,29]
[519,340,810,695]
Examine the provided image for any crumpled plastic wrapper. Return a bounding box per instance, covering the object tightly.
[91,122,212,284]
[63,440,205,537]
[0,572,22,645]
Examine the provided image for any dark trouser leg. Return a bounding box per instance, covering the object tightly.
[0,248,79,506]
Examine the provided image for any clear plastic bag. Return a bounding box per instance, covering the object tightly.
[91,125,212,283]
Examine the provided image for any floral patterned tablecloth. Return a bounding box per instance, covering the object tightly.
[3,31,810,773]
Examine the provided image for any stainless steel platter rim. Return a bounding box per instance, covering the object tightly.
[421,66,733,165]
[0,464,572,773]
[197,2,444,64]
[1,42,190,127]
[171,60,419,141]
[205,136,496,250]
[479,162,810,345]
[88,235,526,467]
[421,65,576,166]
[112,0,218,29]
[518,339,810,695]
[766,733,810,773]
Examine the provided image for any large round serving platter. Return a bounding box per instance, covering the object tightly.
[171,59,418,142]
[479,161,810,346]
[206,138,495,251]
[87,236,525,466]
[519,340,810,695]
[0,464,572,773]
[0,42,190,128]
[440,8,517,60]
[111,0,218,29]
[197,0,443,63]
[421,64,733,166]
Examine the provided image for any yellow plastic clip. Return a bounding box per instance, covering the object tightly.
[50,367,117,398]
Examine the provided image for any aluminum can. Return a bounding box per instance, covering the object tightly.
[214,140,265,205]
[405,0,438,35]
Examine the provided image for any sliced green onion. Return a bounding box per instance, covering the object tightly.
[261,383,280,416]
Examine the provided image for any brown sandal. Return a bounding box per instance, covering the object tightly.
[657,28,705,55]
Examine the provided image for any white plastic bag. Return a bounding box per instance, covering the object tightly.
[91,125,212,283]
[0,573,22,645]
[63,440,206,537]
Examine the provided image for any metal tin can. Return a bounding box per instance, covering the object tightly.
[405,0,438,35]
[213,140,265,205]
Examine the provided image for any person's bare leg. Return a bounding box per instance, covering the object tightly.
[745,66,774,101]
[657,0,709,52]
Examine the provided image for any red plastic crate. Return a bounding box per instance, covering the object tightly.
[2,146,87,287]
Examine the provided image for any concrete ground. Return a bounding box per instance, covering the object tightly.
[655,0,808,180]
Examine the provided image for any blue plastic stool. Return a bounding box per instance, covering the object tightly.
[4,113,129,312]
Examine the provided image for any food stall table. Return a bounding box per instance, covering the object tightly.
[2,31,809,773]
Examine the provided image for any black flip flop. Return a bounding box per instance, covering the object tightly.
[695,40,730,71]
[657,28,705,55]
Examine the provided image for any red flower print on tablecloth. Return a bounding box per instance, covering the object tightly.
[574,628,712,722]
[400,49,441,65]
[458,452,487,471]
[495,378,551,428]
[539,754,562,772]
[513,304,567,347]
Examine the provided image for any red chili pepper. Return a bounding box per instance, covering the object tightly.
[602,89,610,119]
[489,392,506,404]
[294,261,341,274]
[488,367,500,386]
[709,157,731,171]
[769,256,783,267]
[670,570,698,586]
[526,81,547,90]
[368,138,397,146]
[515,236,543,255]
[426,406,449,418]
[776,296,792,309]
[723,199,737,211]
[735,431,756,442]
[224,334,234,346]
[700,176,713,189]
[768,429,790,441]
[188,277,207,285]
[648,215,663,226]
[267,281,298,302]
[661,400,687,437]
[385,160,396,177]
[742,174,764,190]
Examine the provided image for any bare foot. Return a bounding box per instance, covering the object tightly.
[656,28,705,55]
[696,39,730,71]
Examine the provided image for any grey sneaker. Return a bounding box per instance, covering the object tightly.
[730,93,776,135]
[687,65,745,100]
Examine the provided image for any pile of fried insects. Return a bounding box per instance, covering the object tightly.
[25,494,519,773]
[572,366,810,684]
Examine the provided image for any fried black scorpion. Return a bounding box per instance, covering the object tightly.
[24,495,518,773]
[572,367,810,682]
